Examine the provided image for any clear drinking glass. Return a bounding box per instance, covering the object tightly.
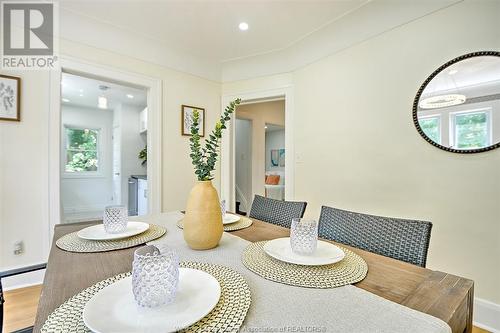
[290,218,319,255]
[132,244,179,307]
[220,199,227,218]
[103,205,128,233]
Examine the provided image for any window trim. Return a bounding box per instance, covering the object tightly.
[449,107,492,150]
[418,114,442,145]
[62,124,104,178]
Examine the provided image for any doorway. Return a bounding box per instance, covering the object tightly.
[60,72,148,223]
[233,100,285,215]
[222,86,294,213]
[234,118,252,214]
[47,58,162,243]
[264,123,285,200]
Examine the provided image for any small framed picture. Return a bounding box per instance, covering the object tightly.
[0,74,21,121]
[271,149,279,167]
[182,105,205,137]
[279,148,286,167]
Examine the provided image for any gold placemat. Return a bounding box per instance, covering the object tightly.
[242,241,368,288]
[41,262,251,333]
[56,224,166,253]
[177,216,253,232]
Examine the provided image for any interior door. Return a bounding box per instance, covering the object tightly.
[112,126,121,205]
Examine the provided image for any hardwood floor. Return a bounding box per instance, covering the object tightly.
[473,327,491,333]
[3,285,42,332]
[2,285,492,333]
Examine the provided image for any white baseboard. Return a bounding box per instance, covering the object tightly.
[63,204,105,214]
[2,268,45,291]
[474,297,500,333]
[63,205,105,223]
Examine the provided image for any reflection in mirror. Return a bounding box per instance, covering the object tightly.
[415,52,500,153]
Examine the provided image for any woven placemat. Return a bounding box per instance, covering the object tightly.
[56,224,166,253]
[242,241,368,288]
[41,261,252,333]
[177,217,253,232]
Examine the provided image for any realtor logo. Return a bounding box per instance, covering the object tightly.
[1,1,59,70]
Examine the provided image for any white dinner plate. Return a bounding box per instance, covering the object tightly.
[77,222,150,241]
[263,237,345,266]
[223,213,241,225]
[83,268,221,333]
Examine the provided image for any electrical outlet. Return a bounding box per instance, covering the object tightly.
[13,240,24,255]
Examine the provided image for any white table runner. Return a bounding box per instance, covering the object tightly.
[135,212,451,333]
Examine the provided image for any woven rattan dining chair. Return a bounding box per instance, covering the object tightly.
[318,206,432,267]
[0,263,47,333]
[249,195,307,228]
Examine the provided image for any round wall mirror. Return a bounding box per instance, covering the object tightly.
[413,51,500,153]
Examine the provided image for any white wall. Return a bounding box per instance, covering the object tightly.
[265,129,285,172]
[113,103,147,207]
[291,0,500,305]
[0,39,221,278]
[0,70,50,269]
[223,0,500,312]
[60,105,114,214]
[235,118,252,212]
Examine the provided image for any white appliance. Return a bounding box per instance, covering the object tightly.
[137,178,148,216]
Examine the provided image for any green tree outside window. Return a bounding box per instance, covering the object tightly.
[455,112,489,149]
[65,128,99,172]
[419,116,441,144]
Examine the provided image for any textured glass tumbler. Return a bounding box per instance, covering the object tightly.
[220,199,227,218]
[132,245,179,307]
[103,205,128,234]
[290,219,319,255]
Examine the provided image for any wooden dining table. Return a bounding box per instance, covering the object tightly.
[33,215,474,333]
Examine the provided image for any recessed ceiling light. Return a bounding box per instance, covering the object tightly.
[79,93,84,97]
[448,69,458,75]
[238,22,249,31]
[126,94,134,99]
[62,98,70,103]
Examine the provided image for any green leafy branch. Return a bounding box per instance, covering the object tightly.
[138,145,147,165]
[189,98,241,181]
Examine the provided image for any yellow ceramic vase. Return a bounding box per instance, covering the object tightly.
[183,180,223,250]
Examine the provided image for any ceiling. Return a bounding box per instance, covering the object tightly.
[266,124,285,133]
[422,56,500,98]
[59,0,367,62]
[62,72,147,110]
[57,0,461,82]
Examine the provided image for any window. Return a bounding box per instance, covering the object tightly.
[451,110,491,149]
[418,116,441,144]
[65,127,100,173]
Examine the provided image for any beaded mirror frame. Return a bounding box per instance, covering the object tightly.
[412,51,500,154]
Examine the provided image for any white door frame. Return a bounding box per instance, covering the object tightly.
[221,85,294,212]
[112,125,122,205]
[48,56,162,242]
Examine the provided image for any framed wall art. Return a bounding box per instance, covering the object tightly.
[182,105,205,137]
[0,74,21,121]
